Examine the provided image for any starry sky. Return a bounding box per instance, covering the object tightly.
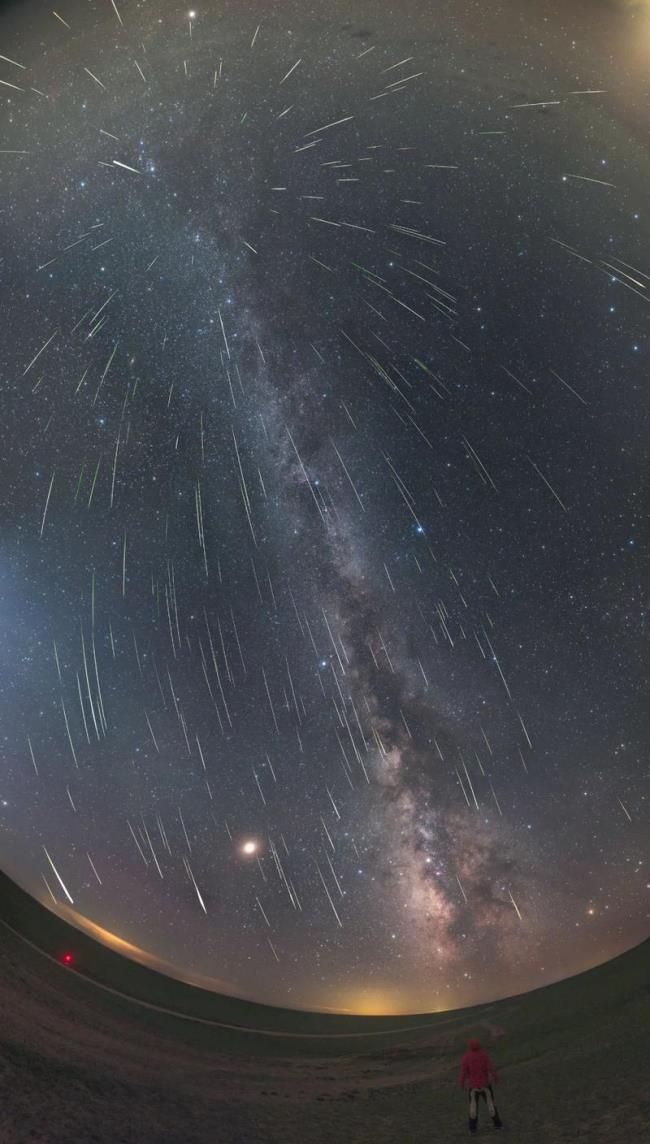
[0,0,647,1014]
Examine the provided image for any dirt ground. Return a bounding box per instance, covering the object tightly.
[0,925,647,1144]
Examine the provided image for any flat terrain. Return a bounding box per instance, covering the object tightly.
[0,915,647,1144]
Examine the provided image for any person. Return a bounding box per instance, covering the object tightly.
[458,1037,503,1133]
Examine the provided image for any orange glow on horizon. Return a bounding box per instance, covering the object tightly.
[41,894,457,1014]
[42,899,237,994]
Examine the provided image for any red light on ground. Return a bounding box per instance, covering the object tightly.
[61,952,74,965]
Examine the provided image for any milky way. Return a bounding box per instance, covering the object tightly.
[0,0,647,1013]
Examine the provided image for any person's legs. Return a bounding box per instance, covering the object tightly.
[468,1088,479,1133]
[487,1084,503,1129]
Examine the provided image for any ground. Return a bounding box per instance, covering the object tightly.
[0,914,647,1144]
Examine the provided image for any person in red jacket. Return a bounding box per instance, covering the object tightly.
[458,1038,503,1133]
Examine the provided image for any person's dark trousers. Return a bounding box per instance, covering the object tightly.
[468,1086,503,1131]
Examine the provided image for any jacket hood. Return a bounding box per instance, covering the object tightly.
[467,1038,481,1051]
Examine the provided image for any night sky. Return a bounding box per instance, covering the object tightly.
[0,0,647,1014]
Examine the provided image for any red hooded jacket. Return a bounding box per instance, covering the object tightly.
[459,1039,499,1089]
